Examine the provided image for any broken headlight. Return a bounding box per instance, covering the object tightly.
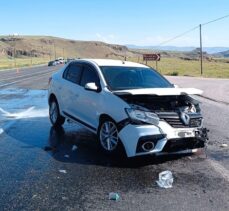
[125,108,159,125]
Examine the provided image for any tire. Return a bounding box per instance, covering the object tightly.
[97,117,125,156]
[49,99,65,127]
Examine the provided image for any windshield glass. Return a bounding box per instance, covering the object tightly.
[100,66,173,90]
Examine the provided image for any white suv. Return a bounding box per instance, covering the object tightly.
[48,59,208,157]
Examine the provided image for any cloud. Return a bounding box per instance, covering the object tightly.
[95,33,118,44]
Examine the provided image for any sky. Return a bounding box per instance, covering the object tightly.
[1,0,229,47]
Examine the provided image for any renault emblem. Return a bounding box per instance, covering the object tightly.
[180,112,190,125]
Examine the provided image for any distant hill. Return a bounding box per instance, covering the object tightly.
[1,35,228,62]
[126,44,229,54]
[214,50,229,58]
[0,35,139,60]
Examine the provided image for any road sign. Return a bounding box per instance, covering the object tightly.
[143,54,160,61]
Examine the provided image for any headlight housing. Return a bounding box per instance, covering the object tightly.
[125,108,159,125]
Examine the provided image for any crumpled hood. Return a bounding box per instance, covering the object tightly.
[113,88,203,96]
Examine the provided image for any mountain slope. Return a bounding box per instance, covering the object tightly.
[0,35,138,60]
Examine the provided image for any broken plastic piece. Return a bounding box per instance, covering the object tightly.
[220,143,228,148]
[72,145,78,151]
[109,192,120,201]
[156,170,173,188]
[58,169,67,174]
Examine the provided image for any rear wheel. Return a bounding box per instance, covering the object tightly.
[97,118,124,155]
[49,99,65,127]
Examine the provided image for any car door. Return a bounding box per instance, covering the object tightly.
[76,63,102,130]
[60,62,83,118]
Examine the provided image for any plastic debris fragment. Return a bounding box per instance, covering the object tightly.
[220,143,228,148]
[156,170,173,188]
[32,195,37,199]
[64,154,70,158]
[109,192,120,201]
[72,145,78,151]
[58,169,67,174]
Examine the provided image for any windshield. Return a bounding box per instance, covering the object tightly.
[100,66,173,90]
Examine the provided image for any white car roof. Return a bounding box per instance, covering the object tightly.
[79,59,149,68]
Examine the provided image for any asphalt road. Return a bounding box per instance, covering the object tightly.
[0,65,60,89]
[166,76,229,104]
[0,67,228,211]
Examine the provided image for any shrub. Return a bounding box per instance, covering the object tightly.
[168,71,179,76]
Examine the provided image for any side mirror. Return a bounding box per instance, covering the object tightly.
[173,84,179,88]
[85,82,99,92]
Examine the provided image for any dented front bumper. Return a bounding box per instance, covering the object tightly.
[118,121,208,157]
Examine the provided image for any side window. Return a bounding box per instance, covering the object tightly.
[80,65,100,87]
[63,63,82,84]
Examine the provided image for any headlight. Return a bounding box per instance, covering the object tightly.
[125,108,159,125]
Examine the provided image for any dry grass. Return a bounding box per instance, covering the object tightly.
[0,57,49,70]
[129,57,229,78]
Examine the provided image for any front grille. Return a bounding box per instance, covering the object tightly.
[158,112,202,128]
[163,117,187,128]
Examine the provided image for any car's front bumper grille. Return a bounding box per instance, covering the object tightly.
[163,117,202,128]
[158,112,202,128]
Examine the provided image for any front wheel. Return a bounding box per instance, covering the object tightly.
[97,118,124,155]
[49,99,65,127]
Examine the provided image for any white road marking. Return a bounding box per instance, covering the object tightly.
[0,69,54,82]
[0,72,52,88]
[0,107,48,119]
[208,159,229,182]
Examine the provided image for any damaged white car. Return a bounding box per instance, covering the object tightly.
[48,59,208,157]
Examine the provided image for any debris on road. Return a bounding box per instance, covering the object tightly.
[109,192,120,201]
[72,145,78,151]
[156,170,174,189]
[62,196,68,200]
[58,169,67,174]
[64,154,70,158]
[220,143,228,148]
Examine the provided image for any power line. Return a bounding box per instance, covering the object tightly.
[157,26,199,46]
[156,14,229,47]
[202,14,229,26]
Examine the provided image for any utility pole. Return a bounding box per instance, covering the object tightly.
[13,47,16,67]
[199,24,203,75]
[31,50,33,66]
[63,48,65,59]
[54,43,56,60]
